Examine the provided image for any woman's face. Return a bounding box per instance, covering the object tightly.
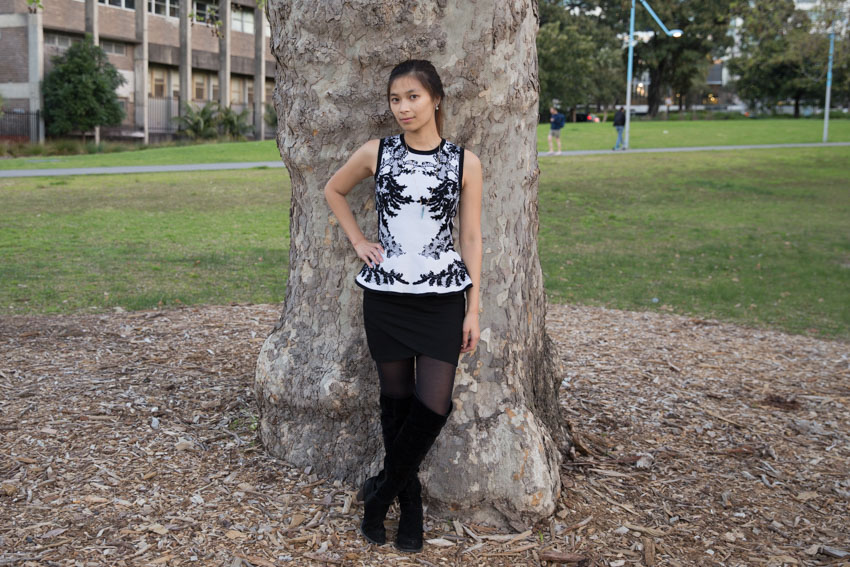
[388,75,439,133]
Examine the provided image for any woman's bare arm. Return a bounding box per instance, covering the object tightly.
[458,149,483,354]
[323,140,384,267]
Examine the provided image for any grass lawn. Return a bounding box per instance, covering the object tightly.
[538,146,850,339]
[1,119,849,170]
[536,117,850,152]
[0,170,290,312]
[0,140,282,171]
[1,147,848,340]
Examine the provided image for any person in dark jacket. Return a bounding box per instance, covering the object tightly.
[613,107,626,151]
[548,106,566,153]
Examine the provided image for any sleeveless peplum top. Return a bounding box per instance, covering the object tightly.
[355,134,473,295]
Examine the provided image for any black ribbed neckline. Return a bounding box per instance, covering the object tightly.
[400,134,444,155]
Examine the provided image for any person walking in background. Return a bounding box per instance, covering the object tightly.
[548,106,566,154]
[613,107,626,151]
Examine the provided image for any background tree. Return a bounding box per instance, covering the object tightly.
[42,35,125,140]
[538,1,624,119]
[728,0,850,116]
[584,16,627,117]
[256,0,568,527]
[589,0,734,117]
[538,0,594,118]
[729,0,813,115]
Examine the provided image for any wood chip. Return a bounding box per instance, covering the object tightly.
[1,302,847,566]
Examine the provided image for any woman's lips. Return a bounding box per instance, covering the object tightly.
[400,117,414,123]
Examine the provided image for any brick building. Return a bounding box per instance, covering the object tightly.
[0,0,276,142]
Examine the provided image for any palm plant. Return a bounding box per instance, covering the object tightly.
[218,105,253,140]
[264,103,278,129]
[173,102,220,140]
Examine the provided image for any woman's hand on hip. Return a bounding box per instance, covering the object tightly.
[353,239,384,268]
[461,312,480,354]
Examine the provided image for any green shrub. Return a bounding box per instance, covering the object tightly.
[52,139,83,155]
[219,105,253,140]
[264,103,278,129]
[174,103,220,140]
[15,143,46,157]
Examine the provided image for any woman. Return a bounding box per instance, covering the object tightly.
[323,59,482,553]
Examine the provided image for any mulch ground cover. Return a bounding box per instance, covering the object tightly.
[1,303,848,567]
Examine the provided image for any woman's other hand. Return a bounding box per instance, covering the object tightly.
[460,312,480,354]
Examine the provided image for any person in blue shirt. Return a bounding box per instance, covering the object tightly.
[548,106,566,153]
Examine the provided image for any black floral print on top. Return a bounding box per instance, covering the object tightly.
[355,134,472,295]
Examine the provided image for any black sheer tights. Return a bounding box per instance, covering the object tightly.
[375,356,456,416]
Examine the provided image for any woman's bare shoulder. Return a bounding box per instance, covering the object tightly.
[463,149,482,178]
[348,139,381,174]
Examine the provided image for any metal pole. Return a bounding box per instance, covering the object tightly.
[624,0,636,150]
[823,31,834,143]
[638,0,675,36]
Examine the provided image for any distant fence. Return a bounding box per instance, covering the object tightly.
[0,109,41,143]
[149,97,180,135]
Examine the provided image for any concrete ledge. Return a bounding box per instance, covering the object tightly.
[0,14,28,27]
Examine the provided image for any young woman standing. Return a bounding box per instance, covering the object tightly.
[323,59,482,552]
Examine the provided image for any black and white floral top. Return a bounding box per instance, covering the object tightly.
[355,134,473,295]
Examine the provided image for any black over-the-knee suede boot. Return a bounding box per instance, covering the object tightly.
[355,395,413,545]
[395,474,423,552]
[356,395,424,550]
[359,396,450,547]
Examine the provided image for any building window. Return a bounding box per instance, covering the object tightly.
[232,6,254,34]
[149,0,178,18]
[44,32,82,51]
[194,0,212,22]
[231,77,243,105]
[150,68,167,97]
[98,0,135,8]
[247,83,254,105]
[264,16,270,37]
[265,82,273,103]
[211,76,219,101]
[101,40,126,56]
[194,76,208,101]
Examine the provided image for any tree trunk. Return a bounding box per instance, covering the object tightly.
[794,94,800,118]
[648,66,663,118]
[255,0,567,528]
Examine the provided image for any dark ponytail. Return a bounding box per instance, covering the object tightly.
[387,59,445,136]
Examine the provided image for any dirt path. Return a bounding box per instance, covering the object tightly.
[1,303,848,566]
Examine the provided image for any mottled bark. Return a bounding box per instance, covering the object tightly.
[255,0,568,527]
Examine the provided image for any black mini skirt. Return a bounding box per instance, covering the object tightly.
[362,289,467,365]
